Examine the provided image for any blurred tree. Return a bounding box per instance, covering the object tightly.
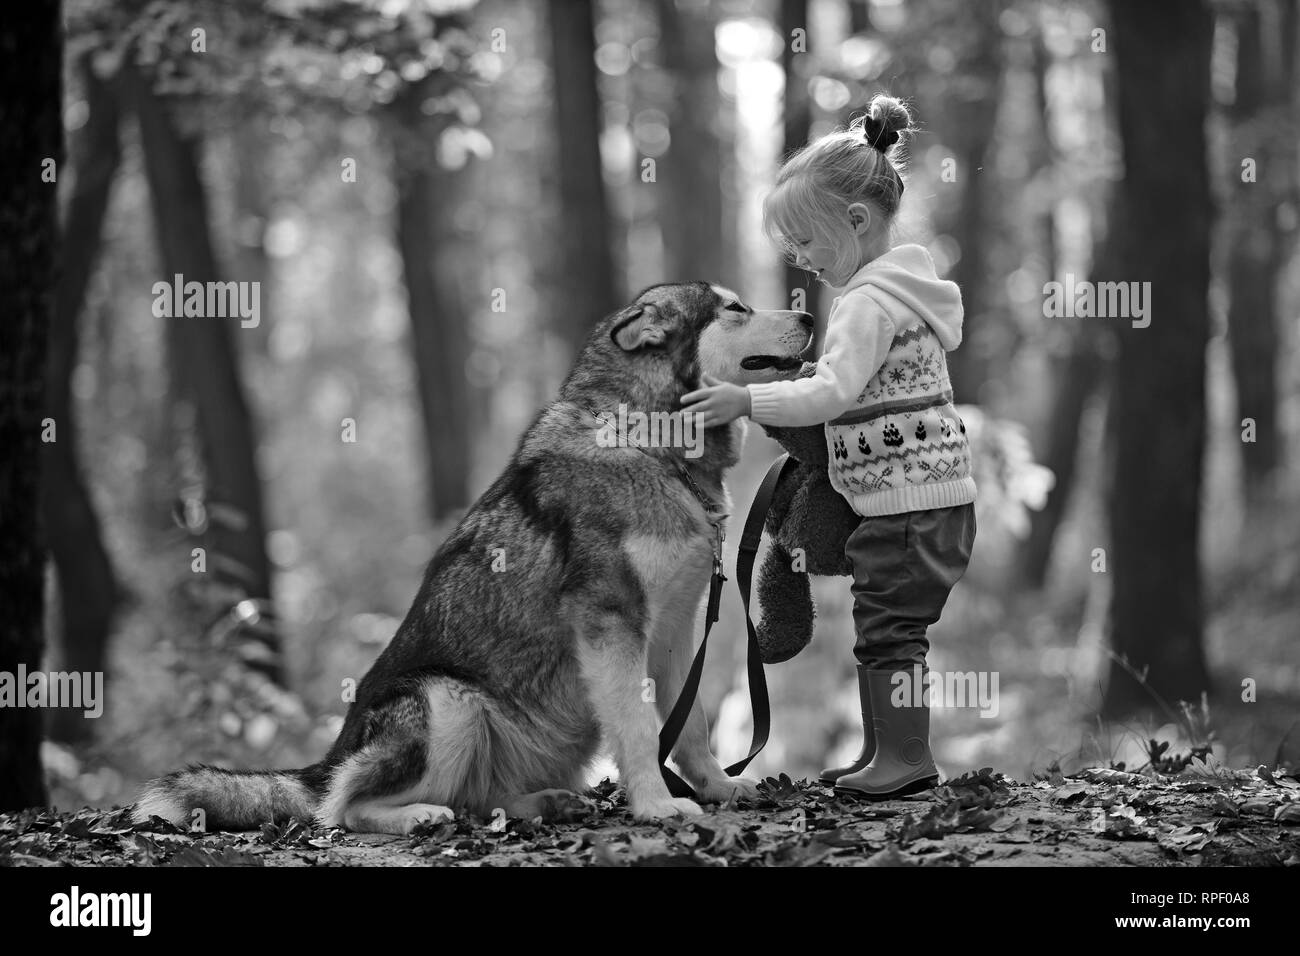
[392,77,474,522]
[1223,0,1297,505]
[230,122,272,358]
[1016,28,1116,589]
[1103,0,1212,716]
[780,0,813,317]
[130,66,284,684]
[0,0,61,811]
[912,0,1004,403]
[1016,213,1114,589]
[57,0,487,677]
[549,0,619,353]
[656,0,724,282]
[44,54,123,742]
[846,0,874,35]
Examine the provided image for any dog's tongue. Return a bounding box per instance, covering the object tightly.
[741,355,802,371]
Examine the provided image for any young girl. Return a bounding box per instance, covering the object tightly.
[682,94,976,798]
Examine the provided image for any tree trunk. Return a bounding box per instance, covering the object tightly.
[130,68,283,684]
[1016,34,1124,589]
[656,0,724,284]
[231,122,272,358]
[1103,0,1213,717]
[548,0,619,354]
[846,0,873,35]
[780,0,813,318]
[1224,0,1294,503]
[391,88,474,523]
[0,0,61,811]
[1016,334,1107,590]
[44,55,122,742]
[927,0,1002,403]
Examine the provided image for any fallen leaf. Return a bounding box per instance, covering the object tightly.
[1211,793,1240,817]
[862,846,917,867]
[1091,806,1152,840]
[1051,783,1092,804]
[1179,752,1236,784]
[1157,823,1217,855]
[1273,803,1300,824]
[765,840,834,867]
[758,773,801,802]
[1239,798,1275,817]
[1074,767,1149,786]
[810,827,867,848]
[164,845,264,867]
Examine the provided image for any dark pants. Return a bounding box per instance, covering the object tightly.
[845,503,976,671]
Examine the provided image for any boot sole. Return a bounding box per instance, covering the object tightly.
[834,774,939,801]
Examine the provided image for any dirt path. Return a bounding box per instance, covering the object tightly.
[4,765,1298,867]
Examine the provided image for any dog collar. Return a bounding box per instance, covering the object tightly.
[669,459,728,525]
[667,458,730,576]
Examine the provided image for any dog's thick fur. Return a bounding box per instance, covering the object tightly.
[134,283,811,834]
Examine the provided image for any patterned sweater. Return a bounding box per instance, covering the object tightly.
[747,244,977,517]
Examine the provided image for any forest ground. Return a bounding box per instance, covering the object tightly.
[5,764,1298,867]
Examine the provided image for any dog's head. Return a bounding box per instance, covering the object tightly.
[569,283,813,407]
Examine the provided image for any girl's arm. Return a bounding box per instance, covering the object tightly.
[746,294,895,427]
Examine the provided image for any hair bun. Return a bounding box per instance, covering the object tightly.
[860,94,911,152]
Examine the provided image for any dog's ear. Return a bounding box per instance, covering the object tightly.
[610,304,666,351]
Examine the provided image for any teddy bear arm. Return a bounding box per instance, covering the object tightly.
[755,541,815,664]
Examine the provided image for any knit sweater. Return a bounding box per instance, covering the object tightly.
[747,244,977,517]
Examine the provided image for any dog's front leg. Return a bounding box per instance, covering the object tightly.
[577,614,703,821]
[648,596,762,807]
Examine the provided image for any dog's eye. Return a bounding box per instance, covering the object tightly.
[725,302,747,313]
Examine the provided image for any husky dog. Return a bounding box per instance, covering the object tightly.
[134,283,812,835]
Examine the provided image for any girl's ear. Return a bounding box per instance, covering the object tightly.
[847,202,873,236]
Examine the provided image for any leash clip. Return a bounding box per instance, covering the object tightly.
[710,519,726,575]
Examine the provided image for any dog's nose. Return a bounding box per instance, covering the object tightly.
[797,312,814,331]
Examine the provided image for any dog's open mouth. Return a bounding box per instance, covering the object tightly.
[740,354,804,372]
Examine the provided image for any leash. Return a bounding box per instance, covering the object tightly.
[657,453,796,798]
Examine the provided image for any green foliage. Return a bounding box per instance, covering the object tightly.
[959,404,1055,540]
[66,0,486,112]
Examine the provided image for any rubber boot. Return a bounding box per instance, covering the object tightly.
[834,668,939,799]
[818,664,876,785]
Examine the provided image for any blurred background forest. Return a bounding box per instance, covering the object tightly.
[7,0,1300,813]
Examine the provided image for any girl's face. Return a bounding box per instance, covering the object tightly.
[788,233,856,288]
[777,207,866,288]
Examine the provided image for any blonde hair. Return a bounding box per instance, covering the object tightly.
[763,94,914,278]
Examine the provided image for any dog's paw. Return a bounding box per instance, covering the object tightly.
[694,775,761,805]
[397,804,456,835]
[630,795,704,822]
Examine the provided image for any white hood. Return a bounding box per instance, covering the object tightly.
[839,244,964,350]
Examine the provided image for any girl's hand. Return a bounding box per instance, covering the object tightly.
[681,375,752,427]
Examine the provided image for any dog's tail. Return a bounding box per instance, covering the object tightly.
[131,764,326,831]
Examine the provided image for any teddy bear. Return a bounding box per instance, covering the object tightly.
[747,366,1049,666]
[749,363,859,664]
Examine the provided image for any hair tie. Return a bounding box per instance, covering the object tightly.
[861,115,899,153]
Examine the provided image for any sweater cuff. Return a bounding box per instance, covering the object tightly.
[746,383,787,425]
